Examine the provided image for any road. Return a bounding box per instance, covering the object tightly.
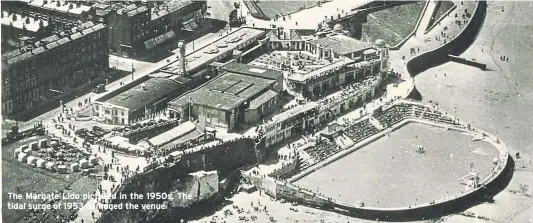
[14,12,235,134]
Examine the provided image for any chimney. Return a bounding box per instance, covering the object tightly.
[13,14,18,21]
[69,3,74,9]
[76,2,81,8]
[26,17,31,24]
[178,41,186,75]
[56,1,60,7]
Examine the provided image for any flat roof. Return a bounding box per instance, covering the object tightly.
[159,27,266,75]
[221,62,283,80]
[308,34,372,55]
[170,71,275,111]
[288,57,353,83]
[100,78,184,111]
[271,102,319,123]
[148,121,196,147]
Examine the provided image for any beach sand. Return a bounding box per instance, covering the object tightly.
[415,1,533,222]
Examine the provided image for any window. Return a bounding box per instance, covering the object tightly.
[121,111,125,116]
[105,110,110,115]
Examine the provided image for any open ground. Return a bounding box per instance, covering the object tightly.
[2,136,100,223]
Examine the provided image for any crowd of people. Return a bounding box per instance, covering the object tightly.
[344,119,380,144]
[373,103,412,128]
[318,76,379,108]
[304,137,342,163]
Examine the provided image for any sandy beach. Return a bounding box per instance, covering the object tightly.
[415,1,533,222]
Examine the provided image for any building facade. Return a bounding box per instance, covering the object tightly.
[1,21,109,118]
[107,0,207,57]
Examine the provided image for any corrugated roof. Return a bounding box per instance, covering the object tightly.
[103,78,184,111]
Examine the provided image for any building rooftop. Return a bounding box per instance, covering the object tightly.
[271,102,319,123]
[100,77,184,111]
[220,62,283,80]
[151,0,193,20]
[288,56,354,83]
[2,21,105,65]
[1,11,49,32]
[148,121,196,147]
[308,34,372,55]
[170,71,275,111]
[159,27,266,75]
[24,0,92,15]
[249,90,278,110]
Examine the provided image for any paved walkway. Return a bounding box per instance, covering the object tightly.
[416,0,438,37]
[240,0,371,29]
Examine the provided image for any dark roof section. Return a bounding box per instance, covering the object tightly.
[170,71,275,111]
[308,34,372,55]
[220,62,283,80]
[102,78,184,111]
[249,90,278,109]
[2,21,106,65]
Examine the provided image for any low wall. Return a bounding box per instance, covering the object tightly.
[265,100,512,221]
[243,0,269,20]
[448,54,487,70]
[406,0,487,77]
[390,0,430,50]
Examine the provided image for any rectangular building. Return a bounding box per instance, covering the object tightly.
[288,33,387,99]
[168,63,282,131]
[93,76,189,124]
[159,27,268,78]
[107,0,207,57]
[1,21,108,118]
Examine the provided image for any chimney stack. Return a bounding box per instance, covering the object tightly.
[178,41,186,75]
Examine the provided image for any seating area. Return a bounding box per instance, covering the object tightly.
[374,102,458,128]
[343,119,380,143]
[319,76,379,108]
[374,103,412,128]
[250,51,327,74]
[304,137,343,163]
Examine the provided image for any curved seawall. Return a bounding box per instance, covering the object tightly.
[406,0,487,78]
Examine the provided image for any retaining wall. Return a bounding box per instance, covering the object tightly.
[406,0,487,77]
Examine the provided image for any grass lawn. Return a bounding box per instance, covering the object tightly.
[295,123,499,208]
[2,136,100,223]
[362,1,426,46]
[255,0,319,19]
[426,0,456,32]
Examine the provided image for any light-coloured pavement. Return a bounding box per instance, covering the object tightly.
[240,0,372,29]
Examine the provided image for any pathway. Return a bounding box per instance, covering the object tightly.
[416,0,439,37]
